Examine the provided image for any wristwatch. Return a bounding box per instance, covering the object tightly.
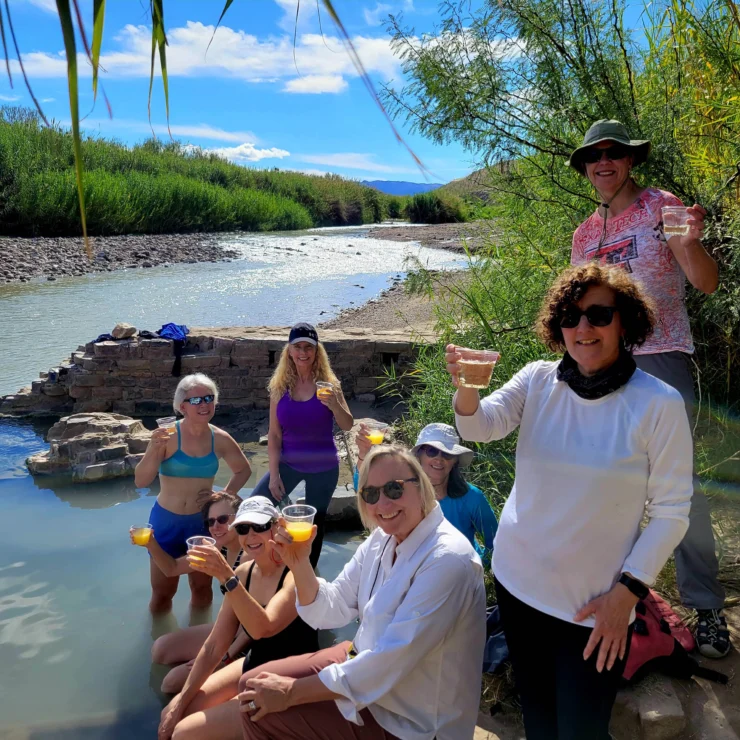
[618,573,648,600]
[220,575,239,595]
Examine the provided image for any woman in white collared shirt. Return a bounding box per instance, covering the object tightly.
[236,446,487,740]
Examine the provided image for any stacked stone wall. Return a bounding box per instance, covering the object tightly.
[1,327,429,418]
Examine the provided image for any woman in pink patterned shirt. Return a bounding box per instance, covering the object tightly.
[567,119,729,659]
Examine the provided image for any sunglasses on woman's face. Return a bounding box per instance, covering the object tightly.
[360,477,419,505]
[207,514,234,528]
[234,521,273,536]
[559,305,618,329]
[185,394,215,406]
[581,144,630,164]
[420,445,456,461]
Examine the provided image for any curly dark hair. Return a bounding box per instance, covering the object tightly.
[536,262,656,353]
[197,489,242,529]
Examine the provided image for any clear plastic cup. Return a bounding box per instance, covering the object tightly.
[282,504,317,543]
[316,381,333,400]
[457,349,500,389]
[186,535,216,562]
[156,416,177,435]
[661,206,690,237]
[131,525,152,546]
[364,420,389,445]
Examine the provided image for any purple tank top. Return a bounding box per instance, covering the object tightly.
[276,391,339,473]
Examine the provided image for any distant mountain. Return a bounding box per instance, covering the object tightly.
[361,180,445,196]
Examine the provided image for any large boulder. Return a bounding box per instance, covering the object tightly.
[27,412,151,482]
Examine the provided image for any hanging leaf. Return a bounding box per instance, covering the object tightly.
[4,0,49,124]
[148,0,170,136]
[206,0,234,56]
[0,7,13,85]
[91,0,106,101]
[55,0,90,258]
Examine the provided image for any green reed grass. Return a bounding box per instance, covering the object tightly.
[405,191,469,224]
[0,107,404,236]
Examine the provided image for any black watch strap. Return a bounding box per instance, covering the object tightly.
[619,573,648,600]
[220,575,239,595]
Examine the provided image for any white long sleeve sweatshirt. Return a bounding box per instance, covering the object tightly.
[455,361,692,626]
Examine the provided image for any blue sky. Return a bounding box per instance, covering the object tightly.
[1,0,480,184]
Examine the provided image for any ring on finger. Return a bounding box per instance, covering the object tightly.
[247,700,257,712]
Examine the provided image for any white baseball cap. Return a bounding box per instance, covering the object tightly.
[412,423,474,467]
[230,496,279,528]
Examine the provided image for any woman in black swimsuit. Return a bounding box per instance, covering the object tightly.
[158,497,319,740]
[131,491,248,693]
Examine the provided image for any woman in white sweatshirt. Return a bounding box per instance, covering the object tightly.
[449,262,693,740]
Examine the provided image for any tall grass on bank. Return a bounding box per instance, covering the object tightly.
[405,191,469,224]
[0,107,404,236]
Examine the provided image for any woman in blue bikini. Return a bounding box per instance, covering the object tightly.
[135,373,252,612]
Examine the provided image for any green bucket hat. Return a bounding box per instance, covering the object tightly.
[567,119,651,175]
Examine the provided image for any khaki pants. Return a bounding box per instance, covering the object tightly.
[239,642,400,740]
[635,351,725,610]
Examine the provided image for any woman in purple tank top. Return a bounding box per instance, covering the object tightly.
[250,323,353,566]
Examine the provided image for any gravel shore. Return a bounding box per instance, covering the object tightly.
[1,233,240,283]
[366,221,492,253]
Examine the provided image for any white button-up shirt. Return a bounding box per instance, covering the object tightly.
[297,504,486,740]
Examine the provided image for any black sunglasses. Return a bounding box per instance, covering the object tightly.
[185,394,215,406]
[559,305,618,329]
[360,477,419,505]
[419,445,456,461]
[234,521,273,536]
[581,144,630,165]
[206,514,234,528]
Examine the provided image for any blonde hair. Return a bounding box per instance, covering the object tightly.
[268,341,341,401]
[173,373,219,415]
[356,445,437,531]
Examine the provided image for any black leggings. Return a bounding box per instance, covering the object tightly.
[495,579,631,740]
[250,462,339,568]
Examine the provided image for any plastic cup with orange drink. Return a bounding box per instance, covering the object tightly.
[131,525,153,546]
[156,416,177,435]
[186,535,216,563]
[364,420,389,445]
[316,381,333,400]
[282,504,317,543]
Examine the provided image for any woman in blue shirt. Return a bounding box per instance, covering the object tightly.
[412,423,498,565]
[353,421,498,564]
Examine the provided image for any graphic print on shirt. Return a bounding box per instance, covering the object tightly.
[571,187,694,355]
[584,235,639,273]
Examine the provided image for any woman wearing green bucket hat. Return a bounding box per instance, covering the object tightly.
[568,119,729,660]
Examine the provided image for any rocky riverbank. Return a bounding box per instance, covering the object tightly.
[366,221,495,253]
[1,233,240,283]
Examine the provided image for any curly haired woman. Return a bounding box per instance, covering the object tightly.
[447,263,693,740]
[249,323,353,566]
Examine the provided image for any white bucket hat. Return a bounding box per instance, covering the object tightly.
[230,496,279,528]
[411,423,474,467]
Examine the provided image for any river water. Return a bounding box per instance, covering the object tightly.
[0,224,463,397]
[0,225,461,737]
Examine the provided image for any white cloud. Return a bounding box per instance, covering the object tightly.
[0,94,20,101]
[203,142,291,165]
[81,117,261,144]
[41,97,55,102]
[363,3,393,26]
[283,74,347,93]
[21,0,57,12]
[273,0,318,33]
[297,152,414,174]
[13,21,403,94]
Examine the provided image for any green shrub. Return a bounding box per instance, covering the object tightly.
[405,191,469,223]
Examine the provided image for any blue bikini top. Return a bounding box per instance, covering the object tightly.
[159,422,219,479]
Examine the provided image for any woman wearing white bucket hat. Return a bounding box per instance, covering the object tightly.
[411,423,498,565]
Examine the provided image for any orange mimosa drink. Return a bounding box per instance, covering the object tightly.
[285,522,314,542]
[132,526,152,546]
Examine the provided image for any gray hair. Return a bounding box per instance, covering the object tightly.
[356,445,436,531]
[173,373,219,415]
